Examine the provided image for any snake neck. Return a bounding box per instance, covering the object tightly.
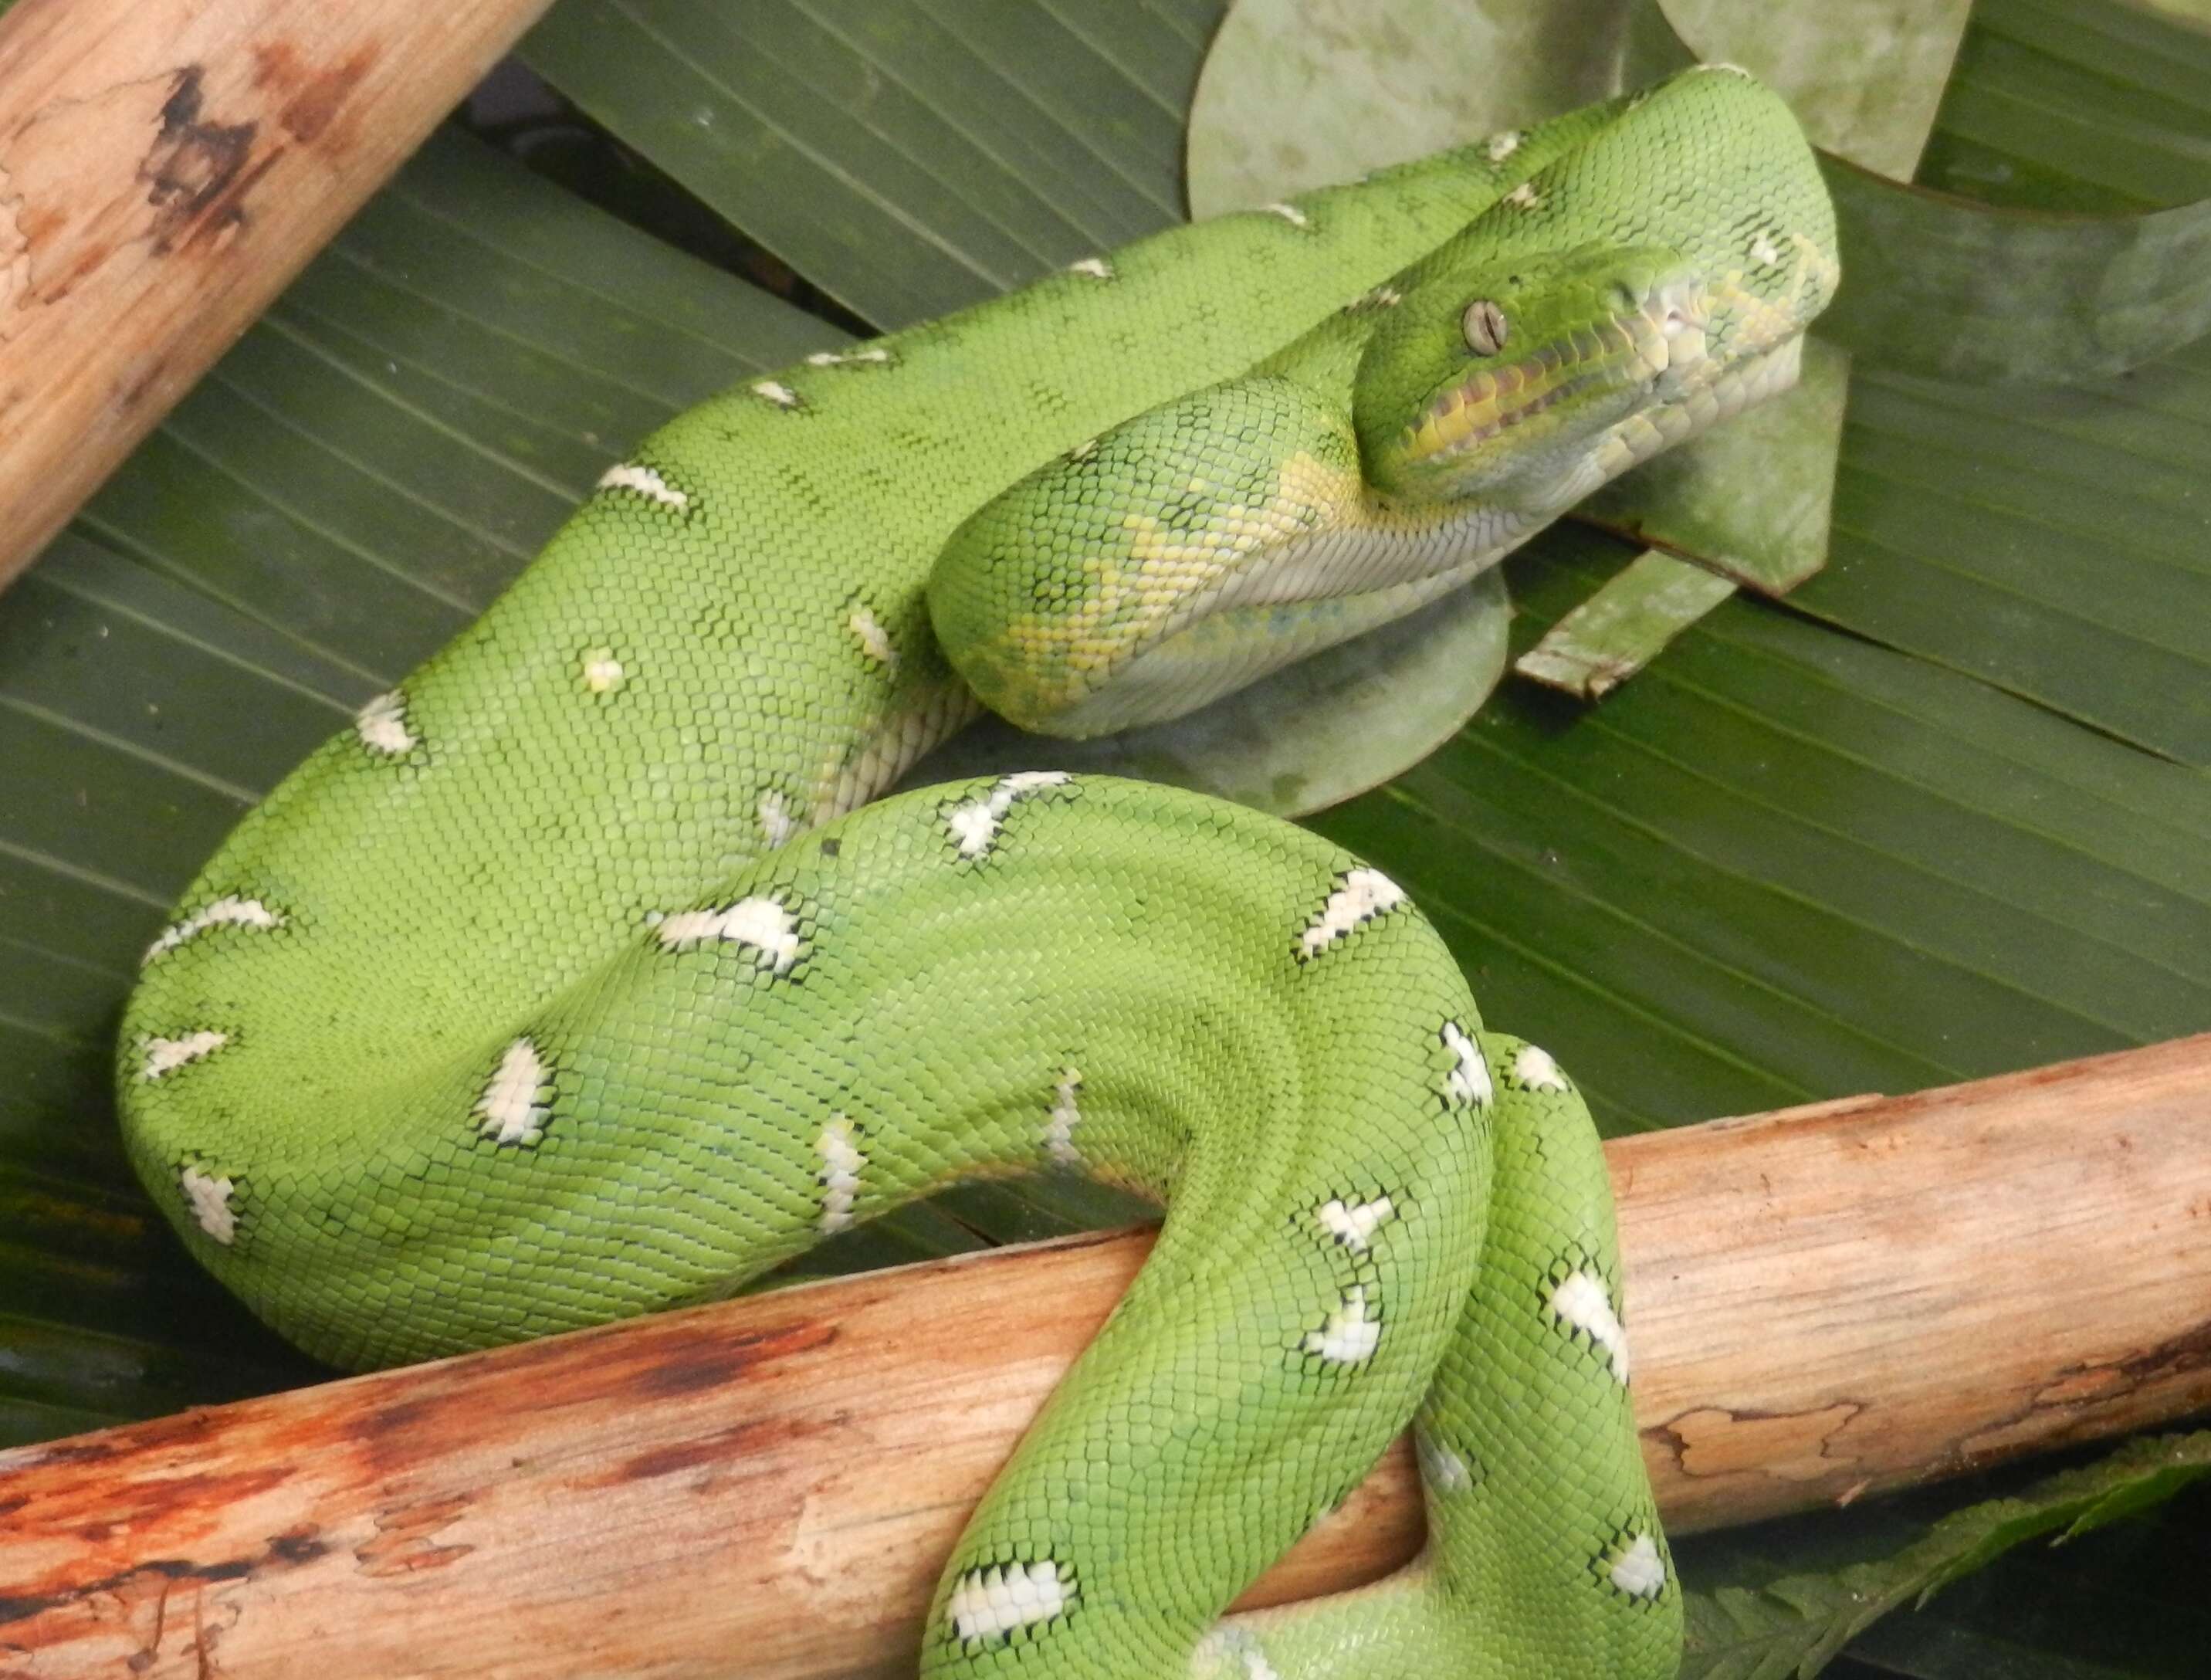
[994,327,1807,742]
[1028,497,1544,739]
[808,675,985,830]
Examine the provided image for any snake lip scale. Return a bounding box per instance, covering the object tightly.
[1403,272,1704,463]
[120,65,1835,1678]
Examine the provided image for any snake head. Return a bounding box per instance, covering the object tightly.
[933,65,1840,739]
[1356,63,1842,512]
[1355,243,1720,510]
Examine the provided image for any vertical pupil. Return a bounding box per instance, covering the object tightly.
[1464,300,1508,355]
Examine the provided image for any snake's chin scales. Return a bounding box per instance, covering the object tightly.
[120,64,1833,1678]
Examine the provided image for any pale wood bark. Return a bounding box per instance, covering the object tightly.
[4,1036,2208,1678]
[0,0,557,592]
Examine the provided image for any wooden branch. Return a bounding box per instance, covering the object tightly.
[5,1037,2209,1678]
[0,0,557,593]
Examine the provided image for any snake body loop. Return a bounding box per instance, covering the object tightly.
[120,66,1834,1677]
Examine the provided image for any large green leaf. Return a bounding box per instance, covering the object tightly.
[1681,1438,2211,1678]
[518,0,1219,327]
[3,0,2208,1672]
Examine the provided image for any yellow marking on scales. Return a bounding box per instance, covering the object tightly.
[989,452,1346,685]
[1702,235,1838,368]
[1406,315,1657,465]
[990,452,1462,702]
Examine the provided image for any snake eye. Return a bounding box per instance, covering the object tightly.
[1462,299,1509,356]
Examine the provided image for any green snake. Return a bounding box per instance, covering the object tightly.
[120,66,1835,1678]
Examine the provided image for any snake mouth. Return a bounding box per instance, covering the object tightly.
[1397,279,1714,476]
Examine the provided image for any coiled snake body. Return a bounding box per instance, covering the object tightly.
[121,67,1836,1677]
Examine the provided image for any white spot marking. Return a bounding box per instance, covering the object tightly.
[1303,1285,1382,1364]
[655,895,804,973]
[847,605,896,667]
[807,345,895,367]
[141,1031,228,1081]
[1315,1195,1394,1252]
[1045,1069,1082,1167]
[945,771,1072,859]
[1698,61,1755,78]
[1067,435,1100,461]
[757,789,795,849]
[1442,1021,1491,1107]
[1261,202,1309,228]
[1485,128,1523,162]
[1297,867,1407,960]
[354,690,415,755]
[946,1559,1069,1642]
[581,647,626,693]
[597,462,689,509]
[1190,1631,1283,1680]
[817,1116,864,1235]
[180,1165,237,1245]
[1416,1431,1473,1493]
[1355,283,1401,310]
[1610,1533,1668,1599]
[144,896,283,965]
[1550,1269,1631,1384]
[475,1037,550,1146]
[1514,1043,1568,1091]
[751,379,801,408]
[1505,181,1543,210]
[1749,231,1783,266]
[1067,256,1113,279]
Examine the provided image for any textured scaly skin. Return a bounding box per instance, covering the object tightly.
[120,69,1834,1678]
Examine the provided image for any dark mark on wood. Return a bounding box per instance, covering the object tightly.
[634,1319,838,1397]
[8,1435,120,1470]
[180,143,283,254]
[349,1316,838,1479]
[2111,1318,2211,1387]
[0,1516,322,1632]
[604,1407,851,1489]
[141,66,257,253]
[611,1420,775,1485]
[251,41,382,146]
[264,1527,326,1568]
[116,354,171,412]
